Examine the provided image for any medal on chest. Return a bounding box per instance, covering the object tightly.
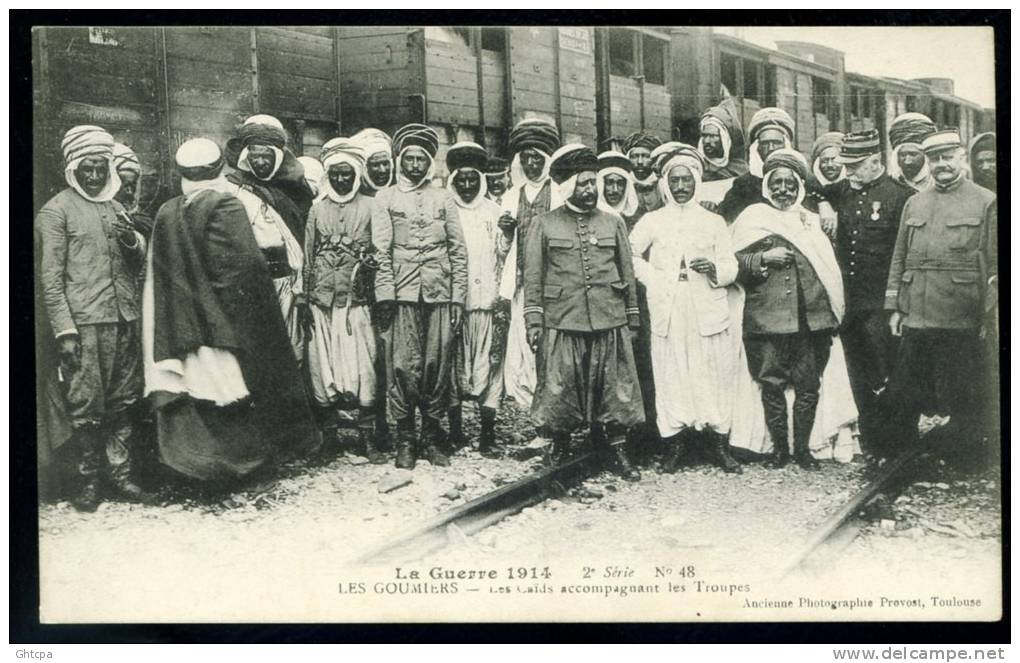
[870,200,882,222]
[589,236,599,246]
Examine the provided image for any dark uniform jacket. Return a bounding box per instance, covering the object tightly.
[885,177,997,330]
[736,234,837,335]
[523,205,640,333]
[824,173,914,312]
[35,188,144,337]
[371,185,469,306]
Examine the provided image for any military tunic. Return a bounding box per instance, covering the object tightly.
[884,176,997,446]
[523,205,644,436]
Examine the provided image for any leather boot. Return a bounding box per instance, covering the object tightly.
[542,434,570,467]
[661,430,690,474]
[395,418,417,469]
[358,415,387,465]
[761,387,790,469]
[419,416,450,467]
[608,436,641,482]
[446,405,468,453]
[793,394,821,471]
[477,407,499,458]
[71,426,103,513]
[710,431,743,474]
[109,461,156,503]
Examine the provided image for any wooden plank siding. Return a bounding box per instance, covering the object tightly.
[336,28,417,135]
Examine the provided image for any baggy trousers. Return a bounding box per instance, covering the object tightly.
[384,302,456,421]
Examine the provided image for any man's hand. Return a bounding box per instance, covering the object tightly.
[762,246,794,267]
[819,212,837,239]
[889,311,904,337]
[373,301,396,333]
[526,327,543,352]
[497,212,518,236]
[451,304,463,331]
[699,201,719,214]
[688,257,717,282]
[58,334,81,373]
[295,295,314,334]
[114,212,139,248]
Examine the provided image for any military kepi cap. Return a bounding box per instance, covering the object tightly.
[921,129,962,155]
[838,129,881,164]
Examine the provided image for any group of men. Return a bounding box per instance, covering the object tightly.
[36,99,997,512]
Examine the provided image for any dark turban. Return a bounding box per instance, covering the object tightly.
[446,141,488,172]
[393,123,440,158]
[622,131,662,155]
[508,119,560,156]
[763,148,809,181]
[888,113,937,149]
[484,156,509,175]
[597,151,633,173]
[224,122,289,168]
[548,144,599,184]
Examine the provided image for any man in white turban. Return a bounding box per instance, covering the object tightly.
[36,125,148,511]
[350,128,394,195]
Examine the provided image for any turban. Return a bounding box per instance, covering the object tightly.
[622,131,662,156]
[298,156,324,197]
[224,118,289,176]
[748,107,795,144]
[61,125,115,166]
[597,151,632,173]
[61,125,121,202]
[446,141,488,173]
[837,129,880,164]
[811,132,845,165]
[392,123,440,158]
[112,142,141,174]
[548,144,599,185]
[649,141,686,175]
[175,138,225,181]
[657,144,706,210]
[484,156,509,176]
[244,114,285,132]
[921,129,962,155]
[318,137,366,203]
[889,113,936,149]
[350,128,392,159]
[508,119,560,156]
[596,150,637,216]
[763,148,809,180]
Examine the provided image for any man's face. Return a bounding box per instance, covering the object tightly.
[519,148,546,182]
[817,146,843,182]
[629,147,653,180]
[928,147,965,185]
[328,163,357,197]
[485,173,508,198]
[115,170,138,206]
[974,149,996,180]
[845,154,883,189]
[366,152,393,187]
[453,169,482,203]
[667,165,697,205]
[897,144,926,180]
[247,144,278,180]
[602,173,628,207]
[767,167,800,210]
[400,147,431,184]
[756,128,786,163]
[74,157,109,197]
[701,125,724,159]
[570,171,599,211]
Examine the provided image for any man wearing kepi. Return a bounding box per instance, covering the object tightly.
[300,138,385,463]
[887,112,937,192]
[445,142,512,457]
[622,131,664,215]
[629,144,742,474]
[884,129,997,457]
[498,119,562,414]
[524,144,644,481]
[372,124,469,469]
[823,129,913,457]
[732,149,847,470]
[145,139,318,482]
[350,128,394,196]
[36,125,149,511]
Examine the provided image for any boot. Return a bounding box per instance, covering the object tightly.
[608,437,641,482]
[477,407,499,458]
[395,418,417,469]
[109,461,156,503]
[793,397,821,471]
[761,387,790,469]
[661,430,690,474]
[709,431,743,474]
[359,427,387,465]
[542,434,570,467]
[71,426,103,513]
[419,416,450,467]
[446,405,468,453]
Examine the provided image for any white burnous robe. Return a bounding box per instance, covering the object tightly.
[729,202,860,461]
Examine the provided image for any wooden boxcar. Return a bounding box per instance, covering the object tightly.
[32,26,342,211]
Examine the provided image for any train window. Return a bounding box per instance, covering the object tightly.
[480,28,506,53]
[642,34,667,85]
[608,28,637,77]
[850,86,861,118]
[720,53,739,98]
[862,92,872,118]
[906,96,919,113]
[764,66,777,105]
[813,77,831,115]
[743,60,761,101]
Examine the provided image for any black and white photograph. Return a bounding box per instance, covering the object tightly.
[18,13,1004,631]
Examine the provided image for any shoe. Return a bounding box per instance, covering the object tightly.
[420,417,450,467]
[661,434,688,474]
[610,444,641,482]
[360,428,387,465]
[446,406,468,453]
[477,407,499,458]
[71,479,102,513]
[109,463,157,503]
[710,432,743,474]
[794,452,820,471]
[765,445,790,469]
[394,419,416,469]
